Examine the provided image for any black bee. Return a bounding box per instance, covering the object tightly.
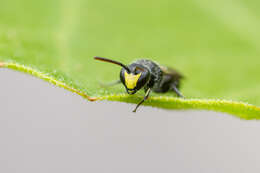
[94,57,184,112]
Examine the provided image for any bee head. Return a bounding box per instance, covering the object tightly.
[120,64,150,94]
[94,57,150,95]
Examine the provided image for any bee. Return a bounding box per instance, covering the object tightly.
[94,57,184,112]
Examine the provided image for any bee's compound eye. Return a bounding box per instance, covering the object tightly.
[135,70,150,90]
[120,68,127,84]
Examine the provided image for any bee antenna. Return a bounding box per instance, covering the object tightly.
[94,56,130,73]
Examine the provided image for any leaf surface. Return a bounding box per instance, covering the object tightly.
[1,0,260,119]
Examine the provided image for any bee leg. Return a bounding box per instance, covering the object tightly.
[99,80,121,88]
[171,84,184,98]
[133,88,151,113]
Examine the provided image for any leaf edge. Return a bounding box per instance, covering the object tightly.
[1,61,259,119]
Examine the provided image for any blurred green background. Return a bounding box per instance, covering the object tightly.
[0,0,259,105]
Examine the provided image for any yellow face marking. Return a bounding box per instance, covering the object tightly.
[124,71,142,89]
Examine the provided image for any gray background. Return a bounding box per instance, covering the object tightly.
[0,68,260,173]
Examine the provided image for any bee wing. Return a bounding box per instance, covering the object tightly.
[160,65,184,80]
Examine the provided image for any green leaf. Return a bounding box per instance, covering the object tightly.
[1,0,260,119]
